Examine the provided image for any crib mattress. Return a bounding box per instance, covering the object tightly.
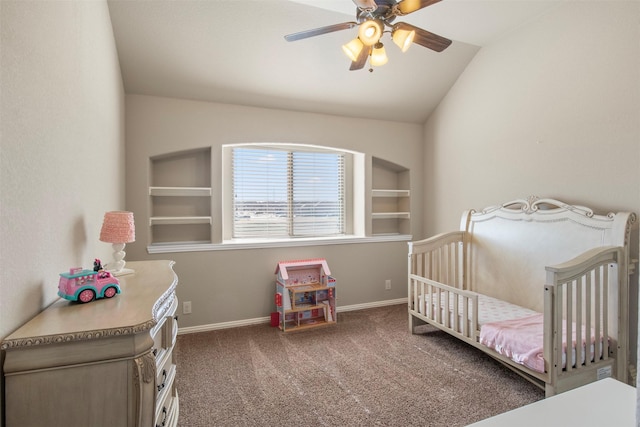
[416,293,538,326]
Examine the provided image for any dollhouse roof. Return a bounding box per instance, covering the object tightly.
[275,258,331,280]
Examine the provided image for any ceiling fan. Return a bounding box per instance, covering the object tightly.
[284,0,452,71]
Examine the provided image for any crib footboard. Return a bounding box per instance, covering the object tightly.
[408,231,478,341]
[409,274,479,342]
[544,246,625,396]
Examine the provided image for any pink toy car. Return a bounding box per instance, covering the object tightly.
[58,267,121,303]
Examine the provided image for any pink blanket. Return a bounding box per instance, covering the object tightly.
[479,313,603,373]
[479,313,546,372]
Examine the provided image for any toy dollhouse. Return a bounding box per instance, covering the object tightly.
[274,258,336,332]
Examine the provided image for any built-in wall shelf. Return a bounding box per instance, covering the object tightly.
[149,148,212,245]
[371,157,410,236]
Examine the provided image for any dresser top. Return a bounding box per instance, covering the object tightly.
[1,260,177,350]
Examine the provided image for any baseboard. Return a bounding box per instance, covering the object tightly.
[177,297,407,335]
[335,297,407,313]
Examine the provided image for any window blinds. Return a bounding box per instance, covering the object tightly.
[232,147,345,239]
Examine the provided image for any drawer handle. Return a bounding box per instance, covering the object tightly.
[155,406,167,427]
[152,348,158,357]
[157,369,167,392]
[174,315,179,322]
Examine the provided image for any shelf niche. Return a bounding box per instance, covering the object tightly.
[149,147,212,245]
[371,157,410,236]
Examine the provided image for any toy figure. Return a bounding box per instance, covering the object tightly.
[59,263,121,303]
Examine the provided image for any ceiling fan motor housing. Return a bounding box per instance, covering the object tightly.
[356,3,396,25]
[284,0,451,71]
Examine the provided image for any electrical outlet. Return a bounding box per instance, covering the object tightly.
[183,301,192,314]
[385,279,391,290]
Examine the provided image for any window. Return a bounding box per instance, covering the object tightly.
[143,144,411,254]
[231,145,345,239]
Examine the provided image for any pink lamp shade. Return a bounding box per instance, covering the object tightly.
[100,211,135,244]
[100,211,135,276]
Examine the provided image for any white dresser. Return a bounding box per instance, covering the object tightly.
[1,260,179,427]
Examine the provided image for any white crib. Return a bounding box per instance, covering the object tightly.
[408,196,636,397]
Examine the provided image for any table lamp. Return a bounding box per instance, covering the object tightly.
[99,211,136,276]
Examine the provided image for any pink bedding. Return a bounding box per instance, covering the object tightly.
[479,314,546,372]
[479,313,603,373]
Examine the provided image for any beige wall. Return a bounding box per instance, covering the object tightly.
[0,1,125,339]
[124,94,424,328]
[423,0,640,374]
[1,2,125,424]
[423,1,640,231]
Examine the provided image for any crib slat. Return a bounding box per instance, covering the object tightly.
[470,294,477,340]
[575,277,583,370]
[448,243,454,288]
[595,268,602,365]
[420,280,425,317]
[566,281,573,372]
[554,285,564,376]
[443,289,450,328]
[453,243,459,288]
[426,281,432,320]
[603,265,609,360]
[452,293,459,333]
[435,249,440,282]
[442,245,448,285]
[585,272,592,366]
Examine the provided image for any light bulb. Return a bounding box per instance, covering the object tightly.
[358,20,383,46]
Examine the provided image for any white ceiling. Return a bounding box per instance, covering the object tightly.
[107,0,562,123]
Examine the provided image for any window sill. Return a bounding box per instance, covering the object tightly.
[146,234,413,254]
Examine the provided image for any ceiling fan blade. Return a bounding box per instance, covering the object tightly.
[395,22,452,52]
[352,0,377,11]
[395,0,441,16]
[284,22,357,42]
[350,46,371,71]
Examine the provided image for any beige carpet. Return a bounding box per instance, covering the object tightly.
[176,304,543,426]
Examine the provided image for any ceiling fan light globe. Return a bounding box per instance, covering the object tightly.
[370,42,388,67]
[342,38,364,62]
[392,28,415,53]
[358,20,383,46]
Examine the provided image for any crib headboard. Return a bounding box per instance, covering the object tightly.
[461,196,635,312]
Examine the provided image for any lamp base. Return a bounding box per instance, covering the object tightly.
[106,242,134,276]
[108,267,135,277]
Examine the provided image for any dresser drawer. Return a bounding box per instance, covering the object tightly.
[151,295,178,360]
[155,392,178,427]
[156,348,175,395]
[155,363,177,427]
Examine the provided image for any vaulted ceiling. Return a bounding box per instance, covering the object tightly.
[107,0,562,123]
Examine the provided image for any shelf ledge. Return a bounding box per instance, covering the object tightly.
[147,234,412,253]
[149,216,212,226]
[372,189,410,197]
[149,187,212,197]
[371,212,411,219]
